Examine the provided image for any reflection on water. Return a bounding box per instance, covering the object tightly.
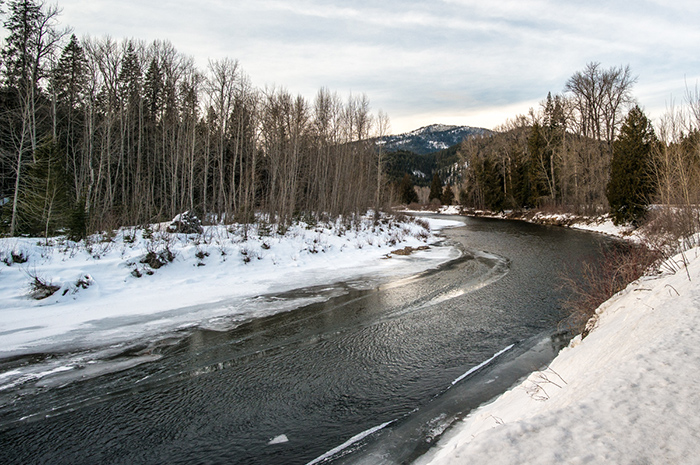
[0,216,613,465]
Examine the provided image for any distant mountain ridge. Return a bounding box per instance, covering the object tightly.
[376,124,491,155]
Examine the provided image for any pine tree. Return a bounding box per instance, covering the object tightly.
[20,137,69,237]
[478,157,505,212]
[52,34,87,113]
[144,57,163,122]
[429,173,442,202]
[606,105,656,225]
[67,195,88,241]
[441,184,454,205]
[399,173,418,204]
[51,34,88,199]
[527,122,550,206]
[2,0,42,90]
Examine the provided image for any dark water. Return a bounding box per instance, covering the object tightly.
[0,216,612,465]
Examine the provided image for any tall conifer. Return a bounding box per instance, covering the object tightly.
[607,105,656,225]
[429,173,442,202]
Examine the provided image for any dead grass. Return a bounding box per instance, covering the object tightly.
[29,275,60,300]
[561,241,662,338]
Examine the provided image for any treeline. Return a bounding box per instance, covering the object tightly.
[0,0,389,238]
[459,62,700,227]
[460,63,638,214]
[384,144,462,189]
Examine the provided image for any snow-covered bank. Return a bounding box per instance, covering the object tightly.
[403,205,636,240]
[418,244,700,464]
[0,215,462,357]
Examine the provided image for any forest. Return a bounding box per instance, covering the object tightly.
[456,62,700,229]
[2,0,700,241]
[0,0,391,239]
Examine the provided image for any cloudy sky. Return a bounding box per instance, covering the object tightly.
[56,0,700,134]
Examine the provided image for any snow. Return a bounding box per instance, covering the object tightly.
[0,214,462,358]
[408,124,459,137]
[528,212,637,239]
[417,206,638,240]
[307,421,395,465]
[418,243,700,464]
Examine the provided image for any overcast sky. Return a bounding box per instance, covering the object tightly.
[56,0,700,134]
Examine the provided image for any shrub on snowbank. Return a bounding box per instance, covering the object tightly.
[0,212,432,302]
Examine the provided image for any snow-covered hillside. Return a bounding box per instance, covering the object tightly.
[0,214,461,358]
[417,226,700,464]
[376,124,490,155]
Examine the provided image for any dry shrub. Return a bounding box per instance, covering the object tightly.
[29,275,60,300]
[414,218,430,230]
[561,241,661,338]
[640,206,700,255]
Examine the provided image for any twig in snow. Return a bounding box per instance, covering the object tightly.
[681,249,692,281]
[534,372,563,389]
[665,284,680,296]
[525,382,550,401]
[543,365,568,385]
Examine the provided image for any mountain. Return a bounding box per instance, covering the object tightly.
[376,124,491,155]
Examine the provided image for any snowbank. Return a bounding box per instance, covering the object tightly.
[418,246,700,464]
[403,206,636,240]
[0,215,462,356]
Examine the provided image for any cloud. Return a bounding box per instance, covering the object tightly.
[55,0,700,133]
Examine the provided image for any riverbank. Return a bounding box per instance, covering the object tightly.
[416,225,700,463]
[0,213,462,358]
[403,205,635,239]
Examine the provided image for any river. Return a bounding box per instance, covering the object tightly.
[0,215,613,464]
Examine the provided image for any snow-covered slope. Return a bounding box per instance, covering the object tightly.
[0,215,462,357]
[376,124,490,155]
[418,245,700,464]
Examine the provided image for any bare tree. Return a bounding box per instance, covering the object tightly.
[564,62,637,211]
[206,57,239,218]
[2,0,66,235]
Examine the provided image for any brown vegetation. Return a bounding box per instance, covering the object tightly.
[561,241,661,338]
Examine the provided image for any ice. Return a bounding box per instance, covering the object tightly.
[268,434,289,445]
[451,344,515,386]
[306,421,394,465]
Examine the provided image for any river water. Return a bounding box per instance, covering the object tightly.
[0,216,613,464]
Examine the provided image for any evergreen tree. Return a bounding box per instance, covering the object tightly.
[2,0,42,90]
[527,123,550,206]
[398,173,418,204]
[606,105,656,225]
[441,184,454,205]
[20,137,69,237]
[478,157,505,212]
[52,34,87,112]
[67,195,88,241]
[51,34,88,198]
[510,157,532,209]
[144,57,163,122]
[429,173,442,202]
